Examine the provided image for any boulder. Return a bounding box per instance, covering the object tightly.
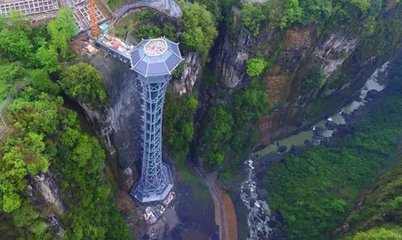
[290,145,301,155]
[278,145,287,153]
[325,120,338,130]
[365,89,379,100]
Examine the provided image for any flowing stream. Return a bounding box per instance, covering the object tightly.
[240,61,390,240]
[240,157,273,239]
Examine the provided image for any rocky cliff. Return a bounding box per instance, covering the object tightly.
[30,172,65,215]
[173,52,202,95]
[212,4,402,146]
[28,172,65,237]
[82,2,402,173]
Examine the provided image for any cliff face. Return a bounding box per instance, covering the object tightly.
[30,172,65,215]
[26,172,65,237]
[173,52,202,95]
[87,55,140,170]
[214,28,253,89]
[215,25,360,97]
[81,3,402,173]
[212,9,401,146]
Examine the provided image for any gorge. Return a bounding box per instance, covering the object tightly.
[1,0,402,239]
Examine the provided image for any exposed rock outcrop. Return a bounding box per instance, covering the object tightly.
[47,215,64,238]
[32,172,65,215]
[215,28,255,89]
[173,52,202,95]
[314,32,359,80]
[213,14,395,146]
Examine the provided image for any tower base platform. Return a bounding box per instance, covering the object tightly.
[129,163,173,203]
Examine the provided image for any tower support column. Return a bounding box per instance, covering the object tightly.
[130,77,173,202]
[128,38,183,203]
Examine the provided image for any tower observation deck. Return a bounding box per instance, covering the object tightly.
[129,38,183,202]
[96,34,183,203]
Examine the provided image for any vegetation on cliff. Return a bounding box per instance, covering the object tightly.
[164,94,198,159]
[200,105,234,167]
[59,63,107,106]
[246,58,268,77]
[240,0,384,35]
[115,1,219,59]
[0,10,76,70]
[0,10,129,240]
[192,0,402,174]
[200,77,270,170]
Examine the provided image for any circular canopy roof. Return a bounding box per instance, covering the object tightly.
[130,38,183,77]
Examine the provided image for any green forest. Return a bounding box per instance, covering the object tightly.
[0,0,402,239]
[0,10,129,239]
[265,67,402,239]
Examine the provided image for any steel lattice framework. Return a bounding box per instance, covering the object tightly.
[129,38,183,202]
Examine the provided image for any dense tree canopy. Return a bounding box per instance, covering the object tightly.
[266,76,402,239]
[351,227,402,240]
[200,106,234,167]
[181,2,218,59]
[59,63,107,106]
[0,10,128,239]
[164,95,198,158]
[350,0,371,13]
[239,0,389,32]
[233,80,269,126]
[241,3,266,36]
[0,13,33,60]
[0,9,76,70]
[302,67,324,89]
[1,86,129,239]
[47,8,77,59]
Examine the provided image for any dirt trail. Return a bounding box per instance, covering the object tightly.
[205,171,238,240]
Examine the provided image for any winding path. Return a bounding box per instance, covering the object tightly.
[114,0,182,23]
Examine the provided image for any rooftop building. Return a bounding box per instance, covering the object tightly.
[0,0,59,17]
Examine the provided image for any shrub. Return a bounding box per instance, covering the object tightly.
[246,58,267,77]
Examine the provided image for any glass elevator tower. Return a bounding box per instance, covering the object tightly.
[129,38,183,203]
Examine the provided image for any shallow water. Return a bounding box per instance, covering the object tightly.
[256,61,390,156]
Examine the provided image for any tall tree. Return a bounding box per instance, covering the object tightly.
[59,63,106,106]
[0,13,33,60]
[181,2,218,59]
[35,41,60,73]
[47,9,77,59]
